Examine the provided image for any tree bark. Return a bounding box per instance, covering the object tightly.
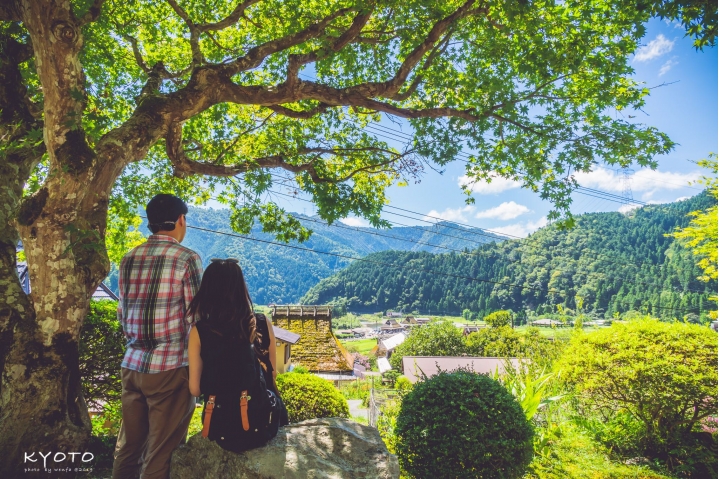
[0,2,106,474]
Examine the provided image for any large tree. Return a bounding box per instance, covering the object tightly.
[0,0,711,473]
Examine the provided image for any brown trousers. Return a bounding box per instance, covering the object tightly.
[112,367,194,479]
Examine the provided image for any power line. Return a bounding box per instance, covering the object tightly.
[183,222,556,293]
[264,179,708,292]
[295,211,707,294]
[172,218,705,315]
[269,171,661,270]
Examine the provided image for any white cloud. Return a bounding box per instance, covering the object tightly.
[424,205,476,223]
[634,34,675,62]
[492,217,548,238]
[659,57,678,76]
[674,196,690,202]
[619,199,663,214]
[340,217,370,227]
[475,201,531,220]
[574,169,702,196]
[618,203,642,214]
[458,174,522,195]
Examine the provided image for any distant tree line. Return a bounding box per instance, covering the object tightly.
[302,194,717,321]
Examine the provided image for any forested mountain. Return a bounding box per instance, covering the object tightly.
[300,193,717,320]
[107,208,502,305]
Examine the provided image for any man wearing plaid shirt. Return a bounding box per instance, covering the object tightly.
[113,194,203,479]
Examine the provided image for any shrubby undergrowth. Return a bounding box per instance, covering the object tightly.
[558,318,718,477]
[376,315,717,478]
[276,370,349,423]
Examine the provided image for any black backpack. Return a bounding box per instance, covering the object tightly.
[200,337,281,452]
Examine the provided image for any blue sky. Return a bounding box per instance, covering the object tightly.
[269,19,718,237]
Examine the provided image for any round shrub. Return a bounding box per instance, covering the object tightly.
[557,318,718,474]
[396,370,534,479]
[276,372,350,423]
[484,310,513,328]
[394,376,413,393]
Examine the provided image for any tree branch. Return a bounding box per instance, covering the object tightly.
[285,8,374,88]
[352,0,482,99]
[123,34,193,81]
[78,0,106,26]
[122,34,151,74]
[265,103,330,119]
[165,120,406,183]
[391,28,454,101]
[197,0,260,32]
[164,0,204,64]
[223,7,355,75]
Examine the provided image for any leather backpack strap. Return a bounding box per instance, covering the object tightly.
[201,395,216,438]
[240,390,251,431]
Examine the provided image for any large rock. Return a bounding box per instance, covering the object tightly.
[170,418,400,479]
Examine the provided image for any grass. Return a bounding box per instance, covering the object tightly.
[338,378,373,404]
[525,422,673,479]
[351,415,369,425]
[341,338,377,356]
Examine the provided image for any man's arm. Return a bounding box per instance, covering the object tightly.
[183,253,203,324]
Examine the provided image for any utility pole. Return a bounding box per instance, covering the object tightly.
[617,167,635,205]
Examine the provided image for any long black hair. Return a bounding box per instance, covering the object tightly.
[187,260,256,342]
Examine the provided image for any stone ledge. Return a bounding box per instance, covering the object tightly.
[170,418,400,479]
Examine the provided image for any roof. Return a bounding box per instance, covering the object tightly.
[379,332,406,351]
[402,356,523,383]
[272,306,352,373]
[17,262,117,300]
[314,373,356,381]
[377,357,392,373]
[273,326,301,344]
[272,305,331,318]
[530,319,563,326]
[351,327,373,334]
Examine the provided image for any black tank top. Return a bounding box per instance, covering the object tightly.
[195,313,273,397]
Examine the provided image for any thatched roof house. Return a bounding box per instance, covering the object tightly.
[271,305,353,374]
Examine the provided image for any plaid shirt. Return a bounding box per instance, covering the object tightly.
[118,235,203,373]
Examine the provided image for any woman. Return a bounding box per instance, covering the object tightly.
[187,258,286,452]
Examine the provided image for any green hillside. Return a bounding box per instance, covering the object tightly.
[300,193,717,320]
[108,208,503,305]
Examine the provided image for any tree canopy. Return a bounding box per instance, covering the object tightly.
[669,155,718,283]
[5,0,685,244]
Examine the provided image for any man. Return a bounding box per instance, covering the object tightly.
[112,194,203,479]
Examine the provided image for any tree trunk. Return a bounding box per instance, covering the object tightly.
[0,3,172,473]
[0,2,107,475]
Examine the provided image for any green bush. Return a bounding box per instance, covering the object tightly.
[465,326,524,357]
[80,299,125,409]
[377,398,402,455]
[276,372,350,423]
[396,370,533,479]
[484,310,513,328]
[394,376,413,393]
[389,320,465,370]
[382,369,401,385]
[557,318,718,475]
